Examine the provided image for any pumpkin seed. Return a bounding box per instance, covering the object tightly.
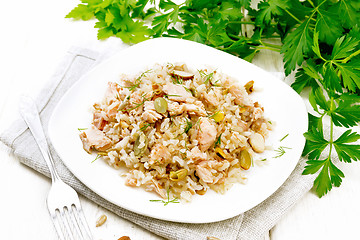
[215,147,227,159]
[96,214,107,227]
[134,132,148,157]
[169,169,188,181]
[154,97,168,114]
[244,80,254,94]
[196,188,207,195]
[239,149,252,170]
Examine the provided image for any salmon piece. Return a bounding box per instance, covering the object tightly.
[197,117,217,151]
[162,83,193,102]
[252,104,264,120]
[104,82,121,104]
[149,143,171,165]
[125,176,137,187]
[79,125,112,153]
[105,101,120,120]
[202,92,219,107]
[141,101,163,123]
[167,101,185,116]
[151,179,167,199]
[183,103,207,116]
[129,91,143,105]
[187,146,207,163]
[196,163,213,183]
[229,84,252,106]
[93,111,108,130]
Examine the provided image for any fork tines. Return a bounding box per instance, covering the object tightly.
[50,204,93,240]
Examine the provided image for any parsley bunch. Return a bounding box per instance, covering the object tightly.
[66,0,360,197]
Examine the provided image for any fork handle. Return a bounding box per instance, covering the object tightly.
[19,95,61,182]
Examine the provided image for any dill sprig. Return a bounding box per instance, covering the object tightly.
[273,146,292,158]
[149,189,180,206]
[123,69,151,91]
[176,118,193,139]
[214,133,222,148]
[120,93,153,112]
[140,123,151,131]
[91,154,102,163]
[170,73,183,84]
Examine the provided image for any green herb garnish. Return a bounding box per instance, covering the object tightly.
[214,133,222,148]
[91,154,101,163]
[149,189,180,206]
[273,146,292,159]
[280,133,289,142]
[77,128,87,131]
[140,123,151,131]
[121,93,152,112]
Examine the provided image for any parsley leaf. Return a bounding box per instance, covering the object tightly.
[303,159,344,197]
[255,0,290,26]
[302,125,328,160]
[330,94,360,128]
[65,4,94,20]
[314,5,343,45]
[333,130,360,163]
[281,19,312,75]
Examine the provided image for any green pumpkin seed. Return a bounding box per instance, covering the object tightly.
[134,132,148,157]
[239,149,252,170]
[154,97,168,114]
[169,169,188,181]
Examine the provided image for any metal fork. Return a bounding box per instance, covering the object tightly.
[20,95,93,240]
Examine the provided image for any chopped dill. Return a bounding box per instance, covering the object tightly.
[140,123,150,131]
[280,133,289,142]
[123,69,151,91]
[184,118,193,134]
[120,93,152,112]
[175,118,193,138]
[273,146,292,158]
[164,94,181,98]
[91,154,102,163]
[198,69,218,86]
[207,111,218,118]
[149,189,180,206]
[171,73,183,84]
[214,133,222,148]
[204,72,214,84]
[77,128,88,131]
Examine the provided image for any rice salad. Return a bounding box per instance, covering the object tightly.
[79,63,272,202]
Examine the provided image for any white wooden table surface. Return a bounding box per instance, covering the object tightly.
[1,1,359,239]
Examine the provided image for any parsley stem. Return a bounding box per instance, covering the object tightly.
[307,0,315,8]
[256,46,281,52]
[261,41,282,50]
[342,48,360,63]
[228,20,256,25]
[329,114,334,157]
[328,97,335,158]
[283,9,302,24]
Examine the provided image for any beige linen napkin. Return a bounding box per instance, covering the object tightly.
[0,47,319,240]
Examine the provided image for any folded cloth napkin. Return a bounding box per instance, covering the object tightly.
[0,47,320,240]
